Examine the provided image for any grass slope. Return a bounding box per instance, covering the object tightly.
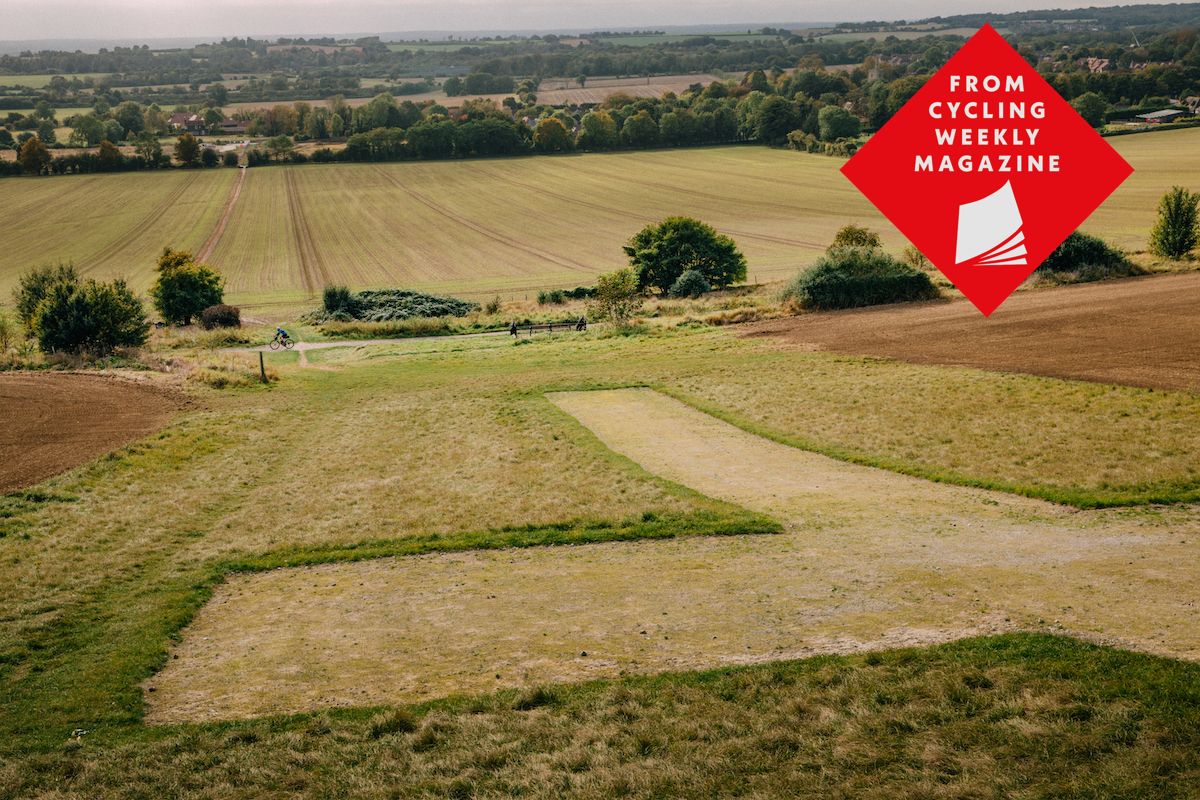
[2,127,1194,309]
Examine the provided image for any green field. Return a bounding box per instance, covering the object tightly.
[1,128,1195,311]
[0,73,110,89]
[595,33,782,46]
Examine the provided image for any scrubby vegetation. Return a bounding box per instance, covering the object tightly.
[199,304,241,330]
[1035,231,1141,284]
[12,262,148,356]
[783,246,940,311]
[1150,186,1200,260]
[588,268,644,327]
[670,269,712,298]
[310,286,479,323]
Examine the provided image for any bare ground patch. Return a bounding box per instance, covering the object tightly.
[0,372,180,493]
[146,389,1200,722]
[746,272,1200,392]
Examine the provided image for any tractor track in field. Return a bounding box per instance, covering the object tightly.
[284,168,332,294]
[372,166,594,275]
[474,165,826,251]
[196,166,246,263]
[83,173,201,272]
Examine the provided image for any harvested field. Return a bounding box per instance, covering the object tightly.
[146,389,1200,722]
[0,128,1196,308]
[750,272,1200,392]
[0,373,179,493]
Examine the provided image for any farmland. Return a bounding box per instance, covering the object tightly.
[2,126,1197,312]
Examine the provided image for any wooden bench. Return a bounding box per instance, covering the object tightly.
[510,318,588,336]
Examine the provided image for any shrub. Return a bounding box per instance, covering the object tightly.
[563,286,595,300]
[32,277,149,355]
[537,289,567,305]
[625,217,746,293]
[902,245,930,272]
[829,224,882,250]
[484,296,502,314]
[1033,232,1141,284]
[1149,186,1200,260]
[587,268,643,327]
[13,262,80,330]
[322,284,357,316]
[222,151,238,167]
[669,269,711,298]
[150,248,224,325]
[783,247,940,311]
[199,304,241,330]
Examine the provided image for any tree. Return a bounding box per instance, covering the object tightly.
[174,133,200,167]
[1150,186,1200,259]
[97,140,123,170]
[13,262,80,330]
[114,101,144,137]
[208,83,229,106]
[1071,92,1109,128]
[624,217,747,293]
[200,147,219,167]
[754,95,801,145]
[620,109,659,148]
[150,248,224,325]
[134,131,163,165]
[587,268,643,328]
[533,117,572,153]
[576,111,619,150]
[330,113,345,138]
[669,269,711,298]
[31,276,149,355]
[71,114,106,147]
[829,224,882,251]
[17,136,51,174]
[817,105,861,141]
[266,135,295,160]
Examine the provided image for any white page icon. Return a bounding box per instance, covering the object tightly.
[955,181,1028,267]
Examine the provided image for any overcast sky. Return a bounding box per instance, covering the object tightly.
[0,0,1171,43]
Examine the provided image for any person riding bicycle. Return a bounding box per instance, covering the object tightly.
[275,327,290,344]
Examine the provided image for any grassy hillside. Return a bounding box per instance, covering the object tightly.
[0,128,1195,310]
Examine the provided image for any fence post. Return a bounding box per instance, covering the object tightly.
[259,351,267,384]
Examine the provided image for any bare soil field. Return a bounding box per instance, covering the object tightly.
[750,272,1200,392]
[146,389,1200,722]
[0,373,179,493]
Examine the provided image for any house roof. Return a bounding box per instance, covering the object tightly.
[1136,108,1186,120]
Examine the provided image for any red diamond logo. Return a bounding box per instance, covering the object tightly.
[841,24,1133,315]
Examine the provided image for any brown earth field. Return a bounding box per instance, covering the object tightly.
[747,271,1200,392]
[0,373,180,493]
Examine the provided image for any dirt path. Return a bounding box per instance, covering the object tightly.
[145,389,1200,723]
[0,373,180,494]
[195,166,245,262]
[748,272,1200,392]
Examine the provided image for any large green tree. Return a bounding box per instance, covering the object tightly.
[32,276,148,355]
[624,217,747,293]
[1150,186,1200,259]
[174,133,201,167]
[817,105,861,141]
[533,117,572,153]
[150,248,225,325]
[13,262,80,330]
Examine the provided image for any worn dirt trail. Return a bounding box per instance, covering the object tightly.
[146,389,1200,723]
[196,165,246,262]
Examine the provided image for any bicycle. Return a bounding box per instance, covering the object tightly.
[269,334,295,351]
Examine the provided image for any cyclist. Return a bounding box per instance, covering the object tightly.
[274,327,291,345]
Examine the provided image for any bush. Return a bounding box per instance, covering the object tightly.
[829,224,882,250]
[625,217,746,293]
[1034,232,1141,284]
[783,247,940,311]
[484,296,502,314]
[322,284,357,316]
[587,268,643,327]
[669,269,711,298]
[1149,186,1200,260]
[32,277,149,355]
[537,289,567,305]
[13,262,80,330]
[199,304,241,330]
[150,248,224,325]
[222,151,238,167]
[308,287,477,323]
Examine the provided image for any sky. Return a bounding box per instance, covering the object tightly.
[0,0,1174,43]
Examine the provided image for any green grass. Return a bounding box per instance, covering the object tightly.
[0,73,110,89]
[3,634,1198,797]
[0,129,1196,310]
